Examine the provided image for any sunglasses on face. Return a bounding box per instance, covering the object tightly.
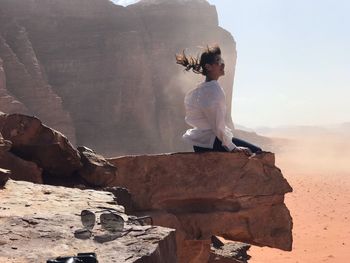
[214,57,225,66]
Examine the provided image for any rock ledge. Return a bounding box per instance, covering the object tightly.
[0,180,176,263]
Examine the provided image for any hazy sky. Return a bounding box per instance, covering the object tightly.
[113,0,350,128]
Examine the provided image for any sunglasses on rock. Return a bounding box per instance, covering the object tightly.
[81,209,124,233]
[74,207,153,243]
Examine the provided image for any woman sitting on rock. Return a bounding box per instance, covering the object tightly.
[176,45,262,155]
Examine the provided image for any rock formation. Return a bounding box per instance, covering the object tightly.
[0,113,292,262]
[0,179,176,262]
[0,113,118,186]
[78,146,117,187]
[0,150,43,184]
[209,237,251,263]
[0,113,81,177]
[108,152,293,261]
[0,0,240,155]
[1,130,42,184]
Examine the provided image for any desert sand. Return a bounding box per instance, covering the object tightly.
[250,132,350,262]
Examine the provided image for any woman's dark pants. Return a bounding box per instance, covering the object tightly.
[193,137,262,153]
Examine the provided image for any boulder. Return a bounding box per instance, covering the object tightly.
[0,113,82,177]
[0,130,11,152]
[0,151,43,183]
[0,130,43,183]
[0,179,177,263]
[108,152,293,261]
[77,146,117,187]
[0,167,10,187]
[209,239,251,263]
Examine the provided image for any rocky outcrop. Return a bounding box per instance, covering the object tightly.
[0,179,176,263]
[0,0,238,155]
[0,113,81,177]
[108,152,293,261]
[209,237,251,263]
[1,129,43,184]
[0,150,43,184]
[0,113,292,262]
[0,130,10,151]
[0,167,10,186]
[78,146,117,187]
[3,131,39,185]
[0,113,121,186]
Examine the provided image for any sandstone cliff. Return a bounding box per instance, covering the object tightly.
[0,58,29,114]
[0,0,239,155]
[0,15,76,144]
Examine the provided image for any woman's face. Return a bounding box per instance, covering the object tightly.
[214,55,225,77]
[206,55,225,80]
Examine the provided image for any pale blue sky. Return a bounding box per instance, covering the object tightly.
[113,0,350,128]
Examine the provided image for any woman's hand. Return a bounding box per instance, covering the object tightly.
[231,146,253,156]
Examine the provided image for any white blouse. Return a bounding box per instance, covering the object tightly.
[182,80,236,151]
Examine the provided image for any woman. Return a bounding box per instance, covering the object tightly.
[176,45,262,155]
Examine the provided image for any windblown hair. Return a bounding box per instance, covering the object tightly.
[175,45,221,76]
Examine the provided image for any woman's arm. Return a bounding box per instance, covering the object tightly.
[201,89,237,151]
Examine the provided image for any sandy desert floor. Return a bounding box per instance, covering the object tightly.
[249,135,350,262]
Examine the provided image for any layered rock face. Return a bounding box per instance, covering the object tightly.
[0,180,176,263]
[0,16,76,144]
[0,58,29,114]
[0,0,237,155]
[108,152,293,262]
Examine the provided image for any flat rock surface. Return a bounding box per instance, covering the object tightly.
[0,180,176,263]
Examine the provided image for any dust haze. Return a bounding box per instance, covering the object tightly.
[259,125,350,177]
